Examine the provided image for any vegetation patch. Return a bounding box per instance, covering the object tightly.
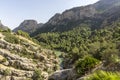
[3,32,19,44]
[3,69,11,76]
[75,56,100,75]
[32,69,43,80]
[86,70,120,80]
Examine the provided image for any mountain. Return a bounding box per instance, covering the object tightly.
[31,0,120,36]
[0,20,9,30]
[0,30,59,80]
[13,20,43,34]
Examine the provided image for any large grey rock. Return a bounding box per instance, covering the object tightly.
[48,68,78,80]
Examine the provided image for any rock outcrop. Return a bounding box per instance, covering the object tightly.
[48,68,79,80]
[48,63,105,80]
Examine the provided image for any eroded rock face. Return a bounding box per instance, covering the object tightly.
[48,5,96,26]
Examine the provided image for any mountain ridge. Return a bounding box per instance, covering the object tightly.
[30,0,120,36]
[13,0,120,36]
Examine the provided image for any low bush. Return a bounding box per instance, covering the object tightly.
[3,69,11,76]
[17,30,30,39]
[75,56,100,75]
[32,69,43,80]
[3,33,19,44]
[86,70,120,80]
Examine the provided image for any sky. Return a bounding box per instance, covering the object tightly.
[0,0,99,29]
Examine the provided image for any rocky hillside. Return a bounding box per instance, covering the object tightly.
[13,20,43,34]
[0,30,59,80]
[31,0,120,36]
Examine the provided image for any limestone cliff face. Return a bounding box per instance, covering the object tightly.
[32,5,97,34]
[0,31,59,80]
[48,5,96,26]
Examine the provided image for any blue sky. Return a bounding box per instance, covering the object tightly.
[0,0,99,29]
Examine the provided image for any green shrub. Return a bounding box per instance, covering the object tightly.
[1,29,11,33]
[86,70,120,80]
[32,69,43,80]
[3,69,11,76]
[1,58,7,63]
[75,56,100,75]
[17,30,39,44]
[20,48,34,59]
[3,33,19,44]
[17,30,30,39]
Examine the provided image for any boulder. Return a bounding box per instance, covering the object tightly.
[48,68,78,80]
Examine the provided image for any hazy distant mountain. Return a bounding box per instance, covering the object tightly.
[94,0,120,11]
[0,20,8,30]
[13,20,43,34]
[31,0,120,36]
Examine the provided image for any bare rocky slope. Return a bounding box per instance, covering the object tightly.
[0,30,59,80]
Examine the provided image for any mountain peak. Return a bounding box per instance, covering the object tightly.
[0,20,8,30]
[13,20,43,34]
